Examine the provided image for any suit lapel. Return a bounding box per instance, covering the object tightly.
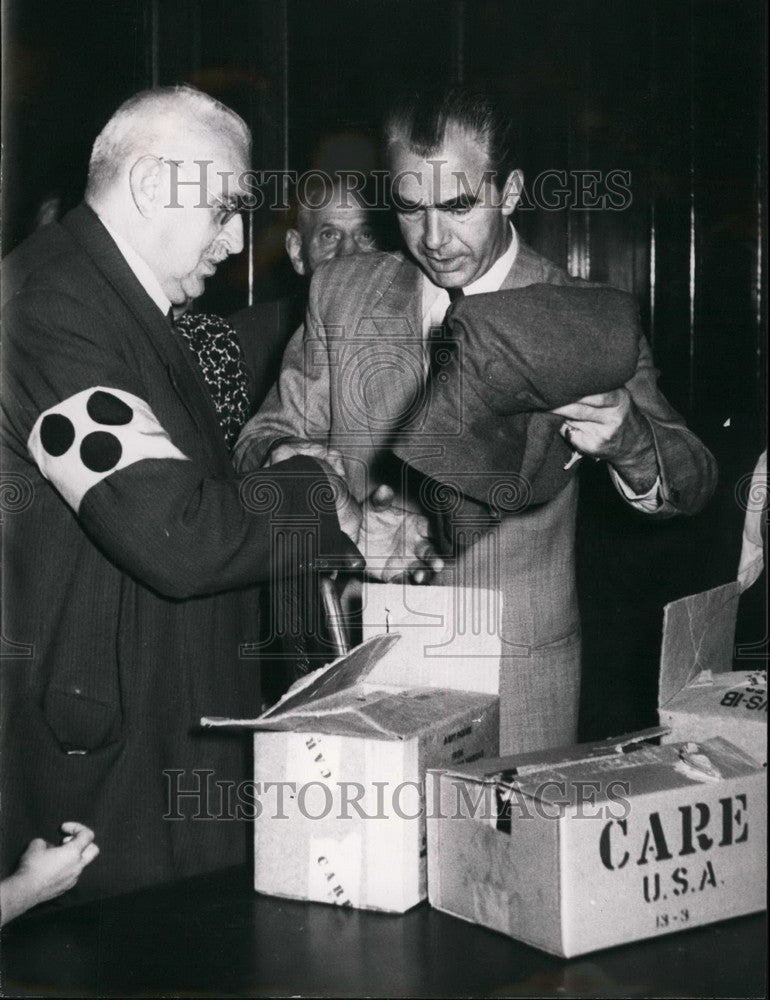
[371,253,423,327]
[500,240,567,291]
[61,206,231,463]
[364,254,425,431]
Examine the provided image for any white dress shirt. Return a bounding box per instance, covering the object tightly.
[98,215,172,318]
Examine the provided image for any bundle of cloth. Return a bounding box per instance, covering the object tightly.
[392,282,643,513]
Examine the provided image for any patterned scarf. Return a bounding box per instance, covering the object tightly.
[174,311,252,449]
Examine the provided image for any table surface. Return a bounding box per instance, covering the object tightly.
[1,865,766,998]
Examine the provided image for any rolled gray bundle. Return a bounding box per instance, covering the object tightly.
[393,282,643,511]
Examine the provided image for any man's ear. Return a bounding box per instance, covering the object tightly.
[500,169,524,217]
[129,155,163,219]
[285,229,306,275]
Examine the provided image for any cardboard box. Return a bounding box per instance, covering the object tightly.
[427,730,766,957]
[659,582,767,765]
[203,584,501,913]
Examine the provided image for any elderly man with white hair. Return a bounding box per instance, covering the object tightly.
[1,85,363,904]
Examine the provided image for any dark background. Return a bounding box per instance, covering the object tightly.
[2,0,766,736]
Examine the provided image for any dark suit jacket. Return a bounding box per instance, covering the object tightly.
[0,205,355,902]
[230,294,305,411]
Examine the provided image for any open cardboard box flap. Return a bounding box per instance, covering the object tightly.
[203,583,502,741]
[658,581,742,707]
[201,625,497,739]
[201,633,400,731]
[657,581,766,765]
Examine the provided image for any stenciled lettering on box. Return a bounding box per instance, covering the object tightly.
[599,792,751,924]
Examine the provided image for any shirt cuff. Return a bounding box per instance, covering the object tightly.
[610,467,662,513]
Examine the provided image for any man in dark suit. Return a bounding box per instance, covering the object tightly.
[234,86,717,754]
[231,173,381,410]
[1,85,362,904]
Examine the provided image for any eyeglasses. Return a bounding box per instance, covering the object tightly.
[207,189,242,228]
[155,156,243,227]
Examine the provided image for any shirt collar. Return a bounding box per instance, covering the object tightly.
[97,214,172,317]
[463,224,519,295]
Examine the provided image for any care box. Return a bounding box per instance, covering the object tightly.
[203,583,501,912]
[427,730,766,956]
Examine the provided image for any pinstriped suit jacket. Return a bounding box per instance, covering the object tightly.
[1,204,356,900]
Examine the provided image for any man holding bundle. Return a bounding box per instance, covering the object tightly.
[235,86,717,755]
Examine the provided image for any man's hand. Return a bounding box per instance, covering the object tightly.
[265,440,442,582]
[263,439,366,564]
[265,438,347,480]
[551,389,659,494]
[357,485,444,584]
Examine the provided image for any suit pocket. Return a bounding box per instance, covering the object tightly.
[532,624,582,652]
[42,683,122,754]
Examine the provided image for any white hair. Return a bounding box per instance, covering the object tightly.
[85,84,250,200]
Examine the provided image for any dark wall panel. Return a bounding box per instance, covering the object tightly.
[2,0,149,253]
[5,0,764,435]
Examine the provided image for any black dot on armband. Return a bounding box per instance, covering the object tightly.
[80,431,122,473]
[86,390,133,426]
[40,413,76,456]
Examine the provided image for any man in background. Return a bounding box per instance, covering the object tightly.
[234,86,717,755]
[231,172,382,409]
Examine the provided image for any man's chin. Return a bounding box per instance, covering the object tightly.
[419,257,469,287]
[429,270,469,289]
[179,274,207,301]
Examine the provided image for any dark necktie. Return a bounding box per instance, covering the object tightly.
[429,286,464,383]
[424,286,465,556]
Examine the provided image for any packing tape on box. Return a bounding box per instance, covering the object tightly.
[287,732,363,907]
[309,832,362,908]
[674,742,724,782]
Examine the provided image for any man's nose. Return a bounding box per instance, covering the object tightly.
[423,209,447,250]
[222,214,244,255]
[336,232,357,258]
